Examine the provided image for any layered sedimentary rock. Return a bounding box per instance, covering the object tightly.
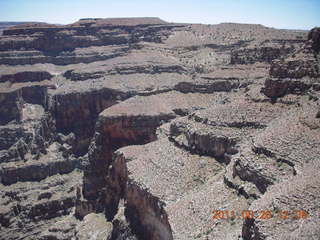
[1,17,319,240]
[262,27,320,100]
[0,22,31,35]
[242,162,320,240]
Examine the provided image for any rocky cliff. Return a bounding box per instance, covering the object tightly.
[0,18,319,240]
[0,22,32,35]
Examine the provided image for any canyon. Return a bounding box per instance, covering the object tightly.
[0,17,319,240]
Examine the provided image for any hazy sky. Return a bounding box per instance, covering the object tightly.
[0,0,319,30]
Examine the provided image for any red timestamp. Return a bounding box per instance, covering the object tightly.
[212,210,309,220]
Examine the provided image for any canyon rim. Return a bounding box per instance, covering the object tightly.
[0,17,319,240]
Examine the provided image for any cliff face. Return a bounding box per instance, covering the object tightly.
[262,27,320,100]
[0,22,31,35]
[0,18,319,240]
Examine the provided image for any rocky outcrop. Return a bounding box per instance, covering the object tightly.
[111,204,139,240]
[262,78,318,100]
[81,99,176,218]
[49,88,131,155]
[0,171,81,240]
[0,19,183,67]
[78,90,237,211]
[0,71,53,83]
[75,213,113,240]
[269,56,319,79]
[174,78,250,93]
[0,22,30,35]
[64,64,187,81]
[125,180,173,240]
[0,90,22,125]
[77,91,236,238]
[0,103,55,163]
[0,87,79,239]
[308,27,320,53]
[231,103,319,198]
[0,45,128,65]
[230,45,295,64]
[263,27,320,100]
[0,144,77,185]
[242,163,320,240]
[169,118,238,162]
[98,149,174,240]
[0,85,49,125]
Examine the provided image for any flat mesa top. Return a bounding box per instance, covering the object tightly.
[7,17,168,30]
[74,17,168,26]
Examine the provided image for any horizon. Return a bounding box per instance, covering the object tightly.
[0,0,319,30]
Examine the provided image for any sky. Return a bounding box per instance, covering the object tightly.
[0,0,319,30]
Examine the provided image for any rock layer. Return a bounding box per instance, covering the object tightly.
[1,18,319,240]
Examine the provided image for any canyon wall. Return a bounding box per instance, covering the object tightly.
[0,18,319,240]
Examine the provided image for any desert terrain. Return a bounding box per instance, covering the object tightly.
[0,18,319,240]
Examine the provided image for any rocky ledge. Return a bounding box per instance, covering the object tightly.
[0,18,319,240]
